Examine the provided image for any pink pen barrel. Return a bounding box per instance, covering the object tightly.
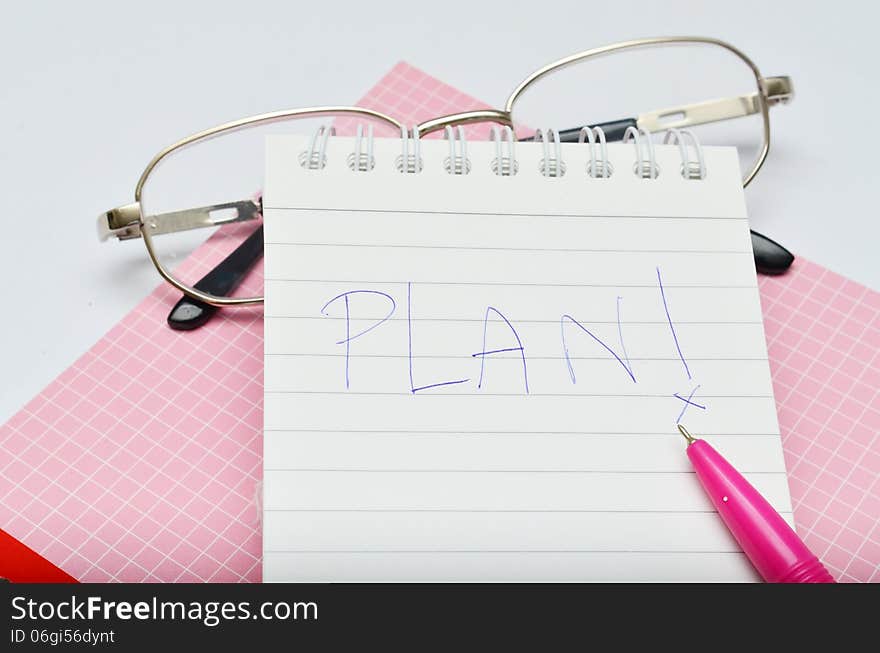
[687,439,835,583]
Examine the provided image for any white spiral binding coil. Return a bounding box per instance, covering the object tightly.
[490,125,517,176]
[347,123,375,172]
[663,128,706,180]
[302,125,710,180]
[396,126,422,174]
[579,126,611,178]
[534,128,565,177]
[623,126,658,179]
[300,125,335,170]
[443,126,471,175]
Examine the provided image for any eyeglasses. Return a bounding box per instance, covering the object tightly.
[98,36,794,310]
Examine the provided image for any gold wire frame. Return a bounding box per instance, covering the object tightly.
[135,107,403,307]
[105,36,791,307]
[505,36,772,187]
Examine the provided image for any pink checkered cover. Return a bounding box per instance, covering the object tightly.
[1,63,877,583]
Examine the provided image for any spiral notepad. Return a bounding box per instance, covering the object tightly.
[260,129,792,581]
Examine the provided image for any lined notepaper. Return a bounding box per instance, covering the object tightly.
[261,135,792,581]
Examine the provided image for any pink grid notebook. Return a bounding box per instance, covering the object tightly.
[1,62,878,583]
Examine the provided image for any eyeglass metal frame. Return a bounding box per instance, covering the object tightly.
[98,35,793,307]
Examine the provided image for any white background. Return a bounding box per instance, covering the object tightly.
[1,0,877,422]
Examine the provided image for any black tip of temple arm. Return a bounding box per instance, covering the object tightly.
[519,118,638,142]
[750,229,795,275]
[167,297,219,330]
[166,225,264,331]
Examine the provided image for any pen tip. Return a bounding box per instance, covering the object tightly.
[677,424,697,445]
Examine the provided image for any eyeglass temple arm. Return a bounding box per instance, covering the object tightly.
[544,92,753,143]
[518,75,795,274]
[540,76,793,143]
[167,224,265,330]
[97,198,262,242]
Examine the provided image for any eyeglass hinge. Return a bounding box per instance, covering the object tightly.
[97,202,142,241]
[762,76,794,106]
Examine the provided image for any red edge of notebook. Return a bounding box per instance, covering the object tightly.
[0,528,78,583]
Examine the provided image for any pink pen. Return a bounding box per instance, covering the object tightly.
[677,425,835,583]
